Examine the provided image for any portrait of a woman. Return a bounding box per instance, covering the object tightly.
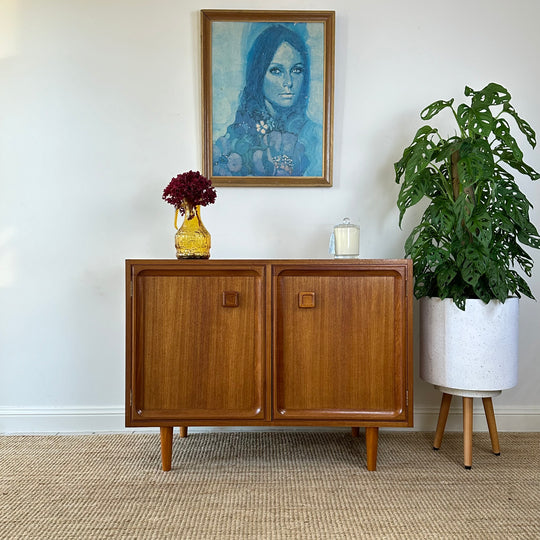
[212,24,323,178]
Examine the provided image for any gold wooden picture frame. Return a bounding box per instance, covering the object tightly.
[201,10,335,187]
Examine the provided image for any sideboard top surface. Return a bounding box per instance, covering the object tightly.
[126,258,412,270]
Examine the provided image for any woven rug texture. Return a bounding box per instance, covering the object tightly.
[1,431,539,539]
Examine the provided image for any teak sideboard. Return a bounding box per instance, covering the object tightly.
[125,259,413,471]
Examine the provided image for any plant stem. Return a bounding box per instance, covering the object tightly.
[429,163,454,202]
[451,151,460,201]
[451,107,467,138]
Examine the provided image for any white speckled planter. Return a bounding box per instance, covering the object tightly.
[420,297,519,394]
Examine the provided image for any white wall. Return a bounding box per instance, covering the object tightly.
[1,0,539,432]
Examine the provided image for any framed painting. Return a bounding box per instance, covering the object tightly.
[201,10,335,187]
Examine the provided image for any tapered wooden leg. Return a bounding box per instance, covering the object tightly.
[365,427,379,471]
[433,393,453,450]
[160,426,173,471]
[179,426,188,438]
[351,427,360,438]
[463,397,473,469]
[482,397,500,455]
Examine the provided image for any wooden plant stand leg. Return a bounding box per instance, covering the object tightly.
[482,397,500,455]
[463,397,473,469]
[351,427,360,438]
[433,393,453,450]
[160,426,173,471]
[179,426,188,438]
[365,427,379,471]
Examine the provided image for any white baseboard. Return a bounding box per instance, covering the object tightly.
[0,405,539,434]
[413,405,540,432]
[0,407,126,434]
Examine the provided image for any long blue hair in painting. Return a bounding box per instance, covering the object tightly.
[213,24,323,177]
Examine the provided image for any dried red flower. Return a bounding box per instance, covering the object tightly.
[162,170,217,215]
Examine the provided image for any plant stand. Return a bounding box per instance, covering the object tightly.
[432,387,501,469]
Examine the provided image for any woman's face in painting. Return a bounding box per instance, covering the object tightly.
[263,41,305,109]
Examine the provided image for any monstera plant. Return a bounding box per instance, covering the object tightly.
[395,82,540,310]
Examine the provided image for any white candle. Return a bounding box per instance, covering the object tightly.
[334,223,360,258]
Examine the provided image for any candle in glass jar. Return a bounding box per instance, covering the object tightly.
[334,218,360,258]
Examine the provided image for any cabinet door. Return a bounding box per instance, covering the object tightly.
[273,264,409,423]
[128,265,266,423]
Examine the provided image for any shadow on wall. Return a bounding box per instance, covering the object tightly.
[0,228,16,288]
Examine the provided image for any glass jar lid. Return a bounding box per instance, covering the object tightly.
[334,217,359,230]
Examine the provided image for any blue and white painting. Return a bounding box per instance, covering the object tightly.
[212,21,325,177]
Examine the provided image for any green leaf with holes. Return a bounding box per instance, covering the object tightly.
[503,102,537,148]
[464,206,492,247]
[457,103,494,137]
[420,99,454,121]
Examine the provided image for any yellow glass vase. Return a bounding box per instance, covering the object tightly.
[174,203,211,259]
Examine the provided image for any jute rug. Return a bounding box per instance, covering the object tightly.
[1,431,539,539]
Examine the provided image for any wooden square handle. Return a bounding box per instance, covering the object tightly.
[222,291,239,307]
[298,292,316,308]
